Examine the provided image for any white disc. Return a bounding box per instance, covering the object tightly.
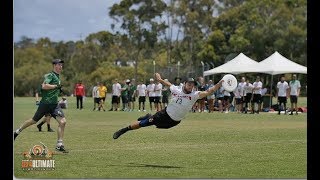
[222,74,237,92]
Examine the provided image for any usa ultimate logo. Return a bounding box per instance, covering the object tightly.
[21,142,55,171]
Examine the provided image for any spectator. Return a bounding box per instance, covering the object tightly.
[74,80,85,110]
[98,82,107,111]
[289,74,301,115]
[92,82,100,111]
[251,76,263,114]
[137,80,147,112]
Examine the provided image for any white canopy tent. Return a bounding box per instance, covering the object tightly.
[247,51,307,108]
[203,53,259,76]
[244,51,307,75]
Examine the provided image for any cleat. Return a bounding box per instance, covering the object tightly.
[48,128,55,132]
[137,113,152,121]
[55,145,69,153]
[113,128,127,139]
[37,124,42,132]
[14,132,19,140]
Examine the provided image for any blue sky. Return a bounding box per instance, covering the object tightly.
[13,0,119,42]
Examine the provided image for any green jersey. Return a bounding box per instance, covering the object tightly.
[121,84,128,96]
[40,71,61,104]
[128,84,137,96]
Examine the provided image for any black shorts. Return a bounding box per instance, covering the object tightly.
[245,93,252,103]
[128,95,136,102]
[139,96,146,103]
[252,94,261,103]
[94,97,100,104]
[33,103,65,122]
[154,96,161,103]
[278,96,287,103]
[151,108,181,129]
[149,97,155,103]
[290,95,298,103]
[112,96,120,104]
[121,95,128,103]
[162,95,169,103]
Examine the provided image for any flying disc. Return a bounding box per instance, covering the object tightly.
[222,74,237,92]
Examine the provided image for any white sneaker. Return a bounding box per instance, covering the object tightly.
[138,110,141,112]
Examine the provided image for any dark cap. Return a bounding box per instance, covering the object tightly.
[185,77,196,84]
[52,59,64,64]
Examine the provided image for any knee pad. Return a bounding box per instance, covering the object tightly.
[139,116,154,127]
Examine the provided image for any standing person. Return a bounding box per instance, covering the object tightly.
[35,88,54,132]
[121,79,130,111]
[98,82,107,111]
[110,79,122,111]
[238,77,246,113]
[146,78,156,111]
[276,76,290,115]
[14,59,69,153]
[112,73,224,139]
[128,79,137,112]
[289,74,301,115]
[215,86,224,113]
[161,79,170,108]
[92,82,100,111]
[243,79,253,114]
[74,80,85,110]
[251,76,263,114]
[154,80,163,111]
[137,80,147,112]
[233,83,242,113]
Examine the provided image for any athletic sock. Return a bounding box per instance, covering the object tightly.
[47,124,51,130]
[57,140,63,147]
[15,128,22,134]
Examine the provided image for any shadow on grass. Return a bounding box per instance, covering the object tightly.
[109,162,183,169]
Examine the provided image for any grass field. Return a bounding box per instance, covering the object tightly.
[13,96,307,179]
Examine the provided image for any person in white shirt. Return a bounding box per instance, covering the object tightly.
[276,76,290,115]
[238,77,246,113]
[92,82,100,111]
[154,80,163,111]
[136,80,147,112]
[289,74,301,115]
[110,79,122,111]
[146,78,156,111]
[58,97,68,109]
[243,79,253,113]
[112,73,224,139]
[251,76,263,114]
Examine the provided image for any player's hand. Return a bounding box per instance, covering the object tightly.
[155,73,161,81]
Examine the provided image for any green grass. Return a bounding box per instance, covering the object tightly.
[13,97,307,178]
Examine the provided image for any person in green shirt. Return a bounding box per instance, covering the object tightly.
[128,79,137,111]
[14,59,69,153]
[121,79,129,111]
[35,87,55,132]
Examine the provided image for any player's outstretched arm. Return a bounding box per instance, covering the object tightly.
[155,73,172,87]
[198,80,223,99]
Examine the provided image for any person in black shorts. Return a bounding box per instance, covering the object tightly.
[112,73,224,139]
[14,59,69,153]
